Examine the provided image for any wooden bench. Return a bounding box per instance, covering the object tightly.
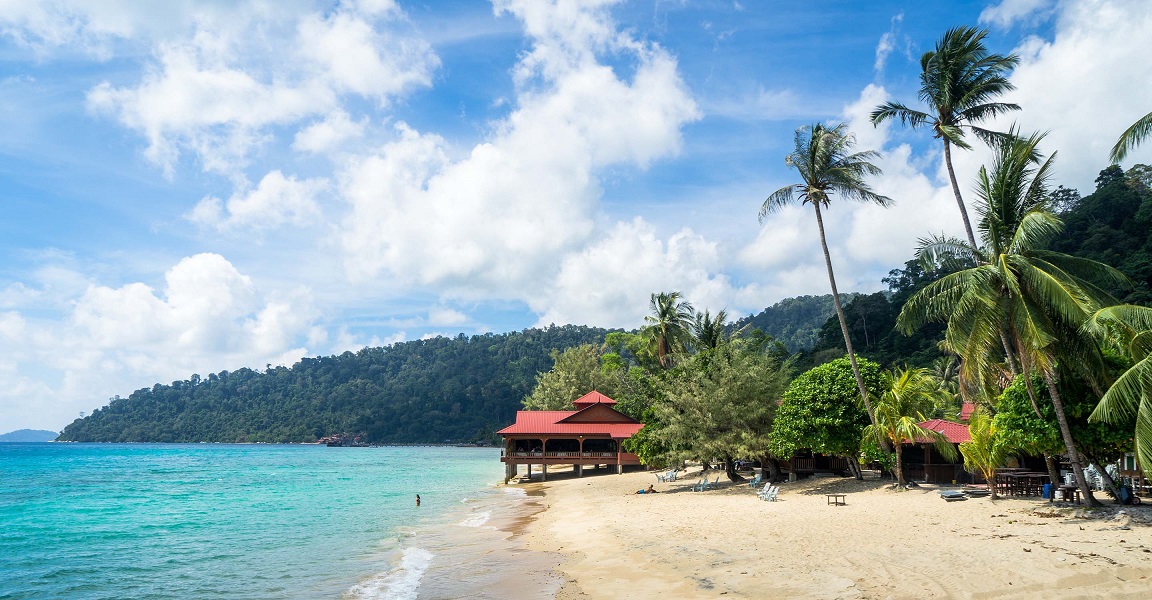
[1050,485,1081,504]
[826,493,846,506]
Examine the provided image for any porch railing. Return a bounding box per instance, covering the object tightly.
[502,451,618,458]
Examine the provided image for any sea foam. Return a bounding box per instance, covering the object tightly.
[345,547,434,600]
[457,510,492,528]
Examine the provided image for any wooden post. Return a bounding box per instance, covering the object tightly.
[542,463,548,482]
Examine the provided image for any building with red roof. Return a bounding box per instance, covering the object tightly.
[497,391,643,482]
[900,418,976,484]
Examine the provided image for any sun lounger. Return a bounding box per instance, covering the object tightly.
[758,484,778,501]
[704,476,720,490]
[747,474,762,489]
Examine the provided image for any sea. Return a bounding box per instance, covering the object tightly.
[0,444,562,600]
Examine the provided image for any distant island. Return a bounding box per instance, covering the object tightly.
[0,429,58,442]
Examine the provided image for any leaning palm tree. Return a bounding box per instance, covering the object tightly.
[871,25,1020,249]
[862,368,958,487]
[1085,305,1152,479]
[761,123,892,433]
[1110,110,1152,164]
[644,291,695,368]
[899,132,1129,506]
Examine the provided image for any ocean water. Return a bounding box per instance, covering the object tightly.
[0,444,560,599]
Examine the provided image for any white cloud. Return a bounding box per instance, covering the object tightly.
[79,2,436,176]
[990,0,1152,188]
[336,0,700,300]
[293,111,366,154]
[0,253,328,430]
[188,170,328,231]
[979,0,1056,29]
[873,13,904,73]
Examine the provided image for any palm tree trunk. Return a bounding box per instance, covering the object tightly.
[943,138,979,250]
[813,203,883,447]
[895,444,905,488]
[1041,370,1101,506]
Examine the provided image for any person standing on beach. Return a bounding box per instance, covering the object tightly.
[416,494,421,507]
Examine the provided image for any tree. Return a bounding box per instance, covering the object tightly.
[761,123,892,436]
[691,308,728,353]
[522,344,621,410]
[1111,110,1152,164]
[959,408,1009,499]
[643,292,695,368]
[871,25,1020,249]
[899,132,1129,505]
[862,368,958,487]
[650,339,790,479]
[769,357,882,479]
[1086,305,1152,479]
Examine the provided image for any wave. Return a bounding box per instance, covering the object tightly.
[457,510,491,528]
[344,547,433,600]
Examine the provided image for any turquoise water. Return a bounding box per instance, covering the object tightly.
[0,444,554,599]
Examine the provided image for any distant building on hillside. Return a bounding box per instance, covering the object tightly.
[496,391,643,483]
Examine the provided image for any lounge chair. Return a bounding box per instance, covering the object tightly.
[655,472,668,483]
[704,476,720,491]
[667,471,678,481]
[747,474,762,489]
[759,485,779,501]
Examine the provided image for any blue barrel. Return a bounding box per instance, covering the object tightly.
[1043,483,1053,499]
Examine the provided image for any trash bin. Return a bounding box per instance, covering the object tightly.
[1043,483,1053,499]
[1119,485,1134,505]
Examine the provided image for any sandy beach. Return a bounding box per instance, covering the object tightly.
[512,467,1152,599]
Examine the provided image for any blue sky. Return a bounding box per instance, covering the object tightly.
[1,0,1150,431]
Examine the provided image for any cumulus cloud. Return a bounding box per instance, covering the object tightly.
[0,253,324,430]
[989,0,1152,188]
[336,0,701,301]
[188,170,328,231]
[873,13,905,74]
[979,0,1056,29]
[81,1,436,176]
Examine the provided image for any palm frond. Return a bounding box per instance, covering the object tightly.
[1111,110,1152,163]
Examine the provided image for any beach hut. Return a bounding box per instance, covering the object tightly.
[902,419,975,484]
[497,391,644,483]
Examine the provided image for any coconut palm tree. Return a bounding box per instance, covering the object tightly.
[871,25,1020,249]
[1085,305,1152,479]
[691,308,729,353]
[862,368,958,487]
[1111,110,1152,164]
[898,132,1128,506]
[761,122,892,432]
[644,291,695,368]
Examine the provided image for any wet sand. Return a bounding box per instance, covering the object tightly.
[512,467,1152,599]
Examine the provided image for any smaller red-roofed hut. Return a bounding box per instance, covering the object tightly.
[901,419,978,484]
[497,391,643,482]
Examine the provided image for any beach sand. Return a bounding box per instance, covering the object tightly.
[512,467,1152,599]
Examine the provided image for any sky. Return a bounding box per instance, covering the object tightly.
[0,0,1150,432]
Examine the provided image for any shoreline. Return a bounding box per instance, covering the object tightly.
[511,466,1152,599]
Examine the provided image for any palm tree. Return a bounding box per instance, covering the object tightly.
[862,368,958,487]
[898,133,1129,506]
[644,291,695,368]
[959,408,1009,499]
[1085,305,1152,479]
[871,25,1020,249]
[1110,110,1152,164]
[691,308,729,353]
[761,123,892,433]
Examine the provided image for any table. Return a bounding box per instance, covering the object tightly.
[826,493,846,506]
[1051,484,1081,504]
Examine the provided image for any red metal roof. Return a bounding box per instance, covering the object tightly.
[959,402,976,421]
[572,390,617,406]
[917,419,971,444]
[496,409,643,437]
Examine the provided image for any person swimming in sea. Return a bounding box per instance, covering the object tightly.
[416,494,421,507]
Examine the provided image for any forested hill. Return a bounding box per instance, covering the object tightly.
[732,293,859,352]
[57,325,610,444]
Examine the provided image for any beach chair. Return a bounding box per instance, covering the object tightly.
[758,485,778,501]
[756,482,771,497]
[656,472,668,483]
[667,471,678,481]
[703,477,720,491]
[692,478,707,492]
[747,473,762,489]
